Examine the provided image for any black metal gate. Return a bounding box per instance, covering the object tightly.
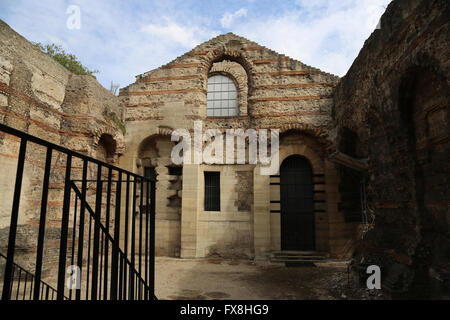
[0,123,156,300]
[280,155,315,251]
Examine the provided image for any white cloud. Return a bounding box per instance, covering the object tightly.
[141,19,214,48]
[230,0,391,76]
[0,0,392,88]
[220,8,248,28]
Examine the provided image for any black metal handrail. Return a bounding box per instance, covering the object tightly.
[0,123,156,300]
[0,252,65,300]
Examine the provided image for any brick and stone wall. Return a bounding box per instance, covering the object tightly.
[0,19,124,277]
[333,0,449,297]
[119,32,358,259]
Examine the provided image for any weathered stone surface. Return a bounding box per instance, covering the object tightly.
[333,0,449,297]
[119,32,350,261]
[1,0,446,299]
[0,19,124,276]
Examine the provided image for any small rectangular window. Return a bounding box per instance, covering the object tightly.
[204,171,220,211]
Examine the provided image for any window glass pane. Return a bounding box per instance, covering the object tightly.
[221,83,228,91]
[221,100,228,109]
[221,108,228,116]
[221,91,228,99]
[204,172,220,211]
[206,74,238,117]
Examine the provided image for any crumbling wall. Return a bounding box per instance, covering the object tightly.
[0,19,125,278]
[333,0,449,297]
[119,32,355,259]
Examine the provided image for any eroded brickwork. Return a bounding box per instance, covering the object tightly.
[0,20,125,277]
[333,0,449,297]
[119,32,354,260]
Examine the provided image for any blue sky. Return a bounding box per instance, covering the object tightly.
[0,0,391,90]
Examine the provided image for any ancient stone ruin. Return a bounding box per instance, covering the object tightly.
[0,0,448,299]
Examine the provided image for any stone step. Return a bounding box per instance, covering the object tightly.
[272,255,326,260]
[271,251,326,256]
[271,258,320,264]
[270,251,327,263]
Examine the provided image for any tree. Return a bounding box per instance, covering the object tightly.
[33,42,99,78]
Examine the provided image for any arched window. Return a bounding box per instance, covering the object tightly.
[206,74,237,117]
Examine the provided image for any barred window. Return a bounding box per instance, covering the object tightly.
[206,74,237,117]
[204,171,220,211]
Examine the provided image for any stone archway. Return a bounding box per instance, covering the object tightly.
[137,134,182,257]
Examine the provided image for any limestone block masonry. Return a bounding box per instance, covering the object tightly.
[0,20,125,276]
[118,32,357,260]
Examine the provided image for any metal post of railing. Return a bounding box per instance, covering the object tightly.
[130,177,137,300]
[145,179,150,300]
[91,163,103,300]
[1,138,27,300]
[33,146,52,300]
[110,171,122,300]
[69,193,78,300]
[103,167,113,300]
[150,179,156,300]
[57,154,72,300]
[76,159,88,300]
[139,177,144,299]
[86,210,93,299]
[123,174,130,300]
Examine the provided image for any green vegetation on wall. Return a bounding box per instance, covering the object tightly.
[103,108,126,135]
[33,42,99,78]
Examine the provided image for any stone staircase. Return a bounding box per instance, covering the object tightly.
[270,251,327,266]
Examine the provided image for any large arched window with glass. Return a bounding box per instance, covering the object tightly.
[206,74,237,117]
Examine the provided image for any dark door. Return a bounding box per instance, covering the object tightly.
[280,155,315,250]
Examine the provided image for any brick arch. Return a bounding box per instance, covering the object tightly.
[279,124,334,153]
[208,66,247,93]
[137,127,174,155]
[93,126,125,158]
[277,144,324,176]
[156,126,175,137]
[199,48,256,89]
[208,61,249,116]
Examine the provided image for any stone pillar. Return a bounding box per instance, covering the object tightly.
[253,165,271,259]
[180,164,200,258]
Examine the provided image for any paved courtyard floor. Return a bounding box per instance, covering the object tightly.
[155,256,385,300]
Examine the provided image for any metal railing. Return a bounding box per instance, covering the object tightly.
[0,123,156,300]
[0,252,62,300]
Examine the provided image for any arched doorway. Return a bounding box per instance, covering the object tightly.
[280,155,315,250]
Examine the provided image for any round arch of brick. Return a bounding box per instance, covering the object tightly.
[208,66,247,95]
[208,61,249,116]
[136,126,175,158]
[199,48,256,88]
[278,144,324,175]
[278,124,334,153]
[93,126,125,157]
